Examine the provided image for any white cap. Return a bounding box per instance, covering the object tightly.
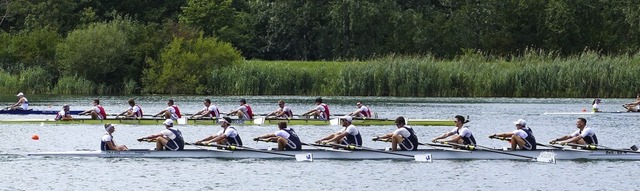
[340,116,352,122]
[513,119,526,126]
[163,119,174,126]
[104,124,115,131]
[16,92,24,97]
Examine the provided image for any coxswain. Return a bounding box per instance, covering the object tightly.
[154,99,181,120]
[138,119,185,151]
[315,116,362,147]
[431,115,477,147]
[79,99,107,120]
[191,99,221,119]
[373,116,418,151]
[54,104,73,121]
[489,119,536,150]
[253,122,302,151]
[348,101,372,118]
[592,98,601,112]
[9,92,29,110]
[267,100,293,119]
[101,124,128,151]
[195,117,243,146]
[302,97,330,120]
[550,118,598,147]
[228,98,253,119]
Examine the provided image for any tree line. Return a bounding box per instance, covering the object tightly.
[1,0,640,95]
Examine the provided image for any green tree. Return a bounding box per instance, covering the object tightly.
[142,35,243,94]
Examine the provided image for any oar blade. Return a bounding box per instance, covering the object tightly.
[177,117,188,125]
[329,118,340,126]
[414,154,433,162]
[535,151,557,163]
[295,153,313,162]
[253,117,265,125]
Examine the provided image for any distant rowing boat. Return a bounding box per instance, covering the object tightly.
[0,109,83,115]
[0,117,454,126]
[27,148,640,160]
[543,111,640,115]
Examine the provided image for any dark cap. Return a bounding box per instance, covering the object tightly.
[240,98,246,103]
[315,97,323,103]
[395,116,406,125]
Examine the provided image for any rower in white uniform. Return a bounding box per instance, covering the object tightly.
[154,99,182,120]
[623,94,640,112]
[54,104,73,121]
[550,118,598,147]
[9,92,29,110]
[120,98,143,118]
[267,100,293,119]
[138,119,185,151]
[432,115,477,147]
[373,116,419,151]
[191,99,221,119]
[490,119,537,150]
[78,99,107,120]
[302,97,330,120]
[195,117,243,146]
[228,98,253,120]
[315,116,362,147]
[592,98,601,112]
[253,122,302,151]
[101,124,128,151]
[348,101,372,118]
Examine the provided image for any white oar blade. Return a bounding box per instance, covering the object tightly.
[295,153,313,162]
[253,117,265,125]
[177,117,188,125]
[535,151,556,163]
[329,118,339,126]
[414,154,433,162]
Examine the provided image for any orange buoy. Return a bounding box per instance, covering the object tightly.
[31,134,39,140]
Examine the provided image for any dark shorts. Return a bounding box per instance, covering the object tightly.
[164,140,179,151]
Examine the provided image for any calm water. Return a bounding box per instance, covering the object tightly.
[1,96,639,190]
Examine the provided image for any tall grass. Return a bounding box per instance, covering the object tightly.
[52,75,96,95]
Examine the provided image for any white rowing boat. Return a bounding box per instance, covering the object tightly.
[26,148,640,160]
[543,111,640,115]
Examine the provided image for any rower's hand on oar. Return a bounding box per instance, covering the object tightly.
[488,134,497,139]
[431,138,439,143]
[253,137,260,142]
[371,136,379,141]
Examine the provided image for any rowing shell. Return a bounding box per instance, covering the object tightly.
[27,148,640,160]
[543,111,640,115]
[0,110,83,115]
[0,117,454,126]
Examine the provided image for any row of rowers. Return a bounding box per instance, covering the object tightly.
[56,97,373,121]
[101,115,598,152]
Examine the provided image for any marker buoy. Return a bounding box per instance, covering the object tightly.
[31,134,39,140]
[582,108,587,112]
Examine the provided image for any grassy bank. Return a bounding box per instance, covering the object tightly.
[2,51,639,97]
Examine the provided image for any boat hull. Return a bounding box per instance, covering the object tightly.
[0,110,83,115]
[27,148,640,160]
[0,118,454,126]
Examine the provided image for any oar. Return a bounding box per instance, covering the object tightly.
[373,137,468,152]
[566,143,640,154]
[197,142,313,162]
[185,142,231,152]
[436,141,556,163]
[302,142,352,152]
[489,136,588,152]
[324,143,432,162]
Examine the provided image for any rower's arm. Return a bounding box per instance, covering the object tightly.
[560,136,582,144]
[141,133,163,140]
[432,132,453,142]
[492,132,513,138]
[196,135,217,144]
[377,133,394,139]
[315,133,337,143]
[154,109,167,117]
[79,109,93,115]
[106,141,118,150]
[302,109,316,116]
[327,131,349,142]
[210,134,227,142]
[552,135,571,142]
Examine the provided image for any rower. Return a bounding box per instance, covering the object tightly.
[315,116,362,147]
[348,101,372,118]
[101,124,128,151]
[138,119,185,151]
[118,98,143,118]
[592,98,601,112]
[253,122,302,151]
[267,100,293,119]
[54,105,73,121]
[191,99,221,119]
[228,98,253,120]
[373,116,418,151]
[195,117,243,146]
[431,115,476,148]
[302,97,330,120]
[154,99,182,120]
[489,119,536,150]
[9,92,29,110]
[78,99,107,120]
[623,94,640,112]
[550,118,598,147]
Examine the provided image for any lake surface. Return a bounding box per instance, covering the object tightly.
[1,96,639,190]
